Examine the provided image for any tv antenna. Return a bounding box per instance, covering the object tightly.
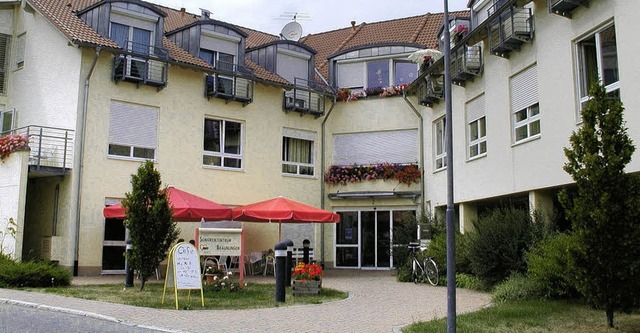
[276,12,311,22]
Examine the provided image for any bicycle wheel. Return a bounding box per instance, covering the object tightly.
[423,258,439,286]
[412,260,423,284]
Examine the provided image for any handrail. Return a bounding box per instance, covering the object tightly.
[7,125,75,170]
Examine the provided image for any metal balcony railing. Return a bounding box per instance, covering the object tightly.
[451,45,483,84]
[488,6,534,57]
[418,75,444,107]
[112,40,169,89]
[7,125,75,171]
[205,60,254,106]
[548,0,589,18]
[282,78,331,117]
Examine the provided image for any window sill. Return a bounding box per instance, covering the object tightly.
[202,165,244,172]
[107,155,156,163]
[282,173,316,180]
[467,153,487,162]
[511,134,541,147]
[433,166,447,174]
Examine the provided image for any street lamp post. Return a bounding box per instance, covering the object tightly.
[442,0,456,332]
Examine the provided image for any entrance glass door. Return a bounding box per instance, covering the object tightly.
[361,211,391,268]
[336,209,415,269]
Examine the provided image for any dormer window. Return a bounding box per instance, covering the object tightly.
[166,19,253,105]
[331,45,421,94]
[110,23,151,55]
[78,1,168,88]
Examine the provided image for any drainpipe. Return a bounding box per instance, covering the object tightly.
[73,47,101,276]
[402,92,425,213]
[320,96,337,268]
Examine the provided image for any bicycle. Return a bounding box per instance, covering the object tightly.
[408,242,439,286]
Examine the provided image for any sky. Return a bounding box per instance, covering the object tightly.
[146,0,470,36]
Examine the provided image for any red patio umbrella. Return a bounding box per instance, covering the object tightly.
[231,196,339,223]
[103,186,232,221]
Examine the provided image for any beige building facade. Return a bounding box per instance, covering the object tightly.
[0,0,637,275]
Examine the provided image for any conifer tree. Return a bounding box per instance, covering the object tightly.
[122,161,178,290]
[560,81,640,327]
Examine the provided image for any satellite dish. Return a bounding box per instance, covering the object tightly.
[281,21,303,41]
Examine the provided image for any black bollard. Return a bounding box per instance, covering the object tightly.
[274,241,287,303]
[302,239,310,264]
[284,239,294,287]
[124,239,134,287]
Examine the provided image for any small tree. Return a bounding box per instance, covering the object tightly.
[559,81,640,327]
[122,161,178,290]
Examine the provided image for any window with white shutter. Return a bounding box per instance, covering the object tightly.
[14,33,25,69]
[282,128,315,176]
[510,65,540,143]
[332,129,418,165]
[108,101,158,160]
[466,94,486,159]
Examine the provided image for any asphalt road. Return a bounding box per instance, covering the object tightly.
[0,303,167,333]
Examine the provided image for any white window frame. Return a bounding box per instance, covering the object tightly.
[282,128,315,177]
[203,118,244,170]
[575,22,619,112]
[434,117,446,171]
[513,103,540,143]
[468,117,487,159]
[14,33,25,70]
[336,56,418,90]
[1,108,15,134]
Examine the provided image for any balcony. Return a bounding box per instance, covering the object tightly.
[488,6,534,57]
[205,60,254,106]
[548,0,589,18]
[112,41,169,89]
[418,75,444,107]
[282,78,332,117]
[439,17,472,50]
[10,126,74,176]
[451,45,482,85]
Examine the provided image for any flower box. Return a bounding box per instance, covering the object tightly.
[292,280,321,296]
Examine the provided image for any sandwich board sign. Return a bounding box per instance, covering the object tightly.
[162,242,204,309]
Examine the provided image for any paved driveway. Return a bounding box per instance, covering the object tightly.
[0,270,491,333]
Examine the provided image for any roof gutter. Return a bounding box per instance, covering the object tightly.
[320,96,337,268]
[73,47,100,275]
[402,91,425,212]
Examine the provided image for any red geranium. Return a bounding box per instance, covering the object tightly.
[292,262,323,281]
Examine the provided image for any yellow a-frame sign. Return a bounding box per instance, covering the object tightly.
[162,242,204,309]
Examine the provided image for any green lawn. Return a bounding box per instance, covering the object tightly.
[24,283,347,310]
[404,299,640,333]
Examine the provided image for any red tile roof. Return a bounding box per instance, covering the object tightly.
[28,0,468,88]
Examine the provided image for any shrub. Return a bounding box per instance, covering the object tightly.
[466,207,533,287]
[456,273,487,291]
[492,272,542,303]
[526,232,580,299]
[0,256,71,288]
[421,222,471,282]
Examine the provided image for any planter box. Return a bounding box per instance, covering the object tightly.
[292,280,321,296]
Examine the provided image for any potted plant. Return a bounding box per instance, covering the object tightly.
[291,262,323,295]
[204,264,224,285]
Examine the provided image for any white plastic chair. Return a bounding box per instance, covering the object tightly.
[263,255,275,276]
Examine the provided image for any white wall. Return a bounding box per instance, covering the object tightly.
[425,0,640,209]
[10,5,82,129]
